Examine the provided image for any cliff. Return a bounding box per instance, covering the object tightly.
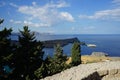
[11,37,80,48]
[42,37,80,48]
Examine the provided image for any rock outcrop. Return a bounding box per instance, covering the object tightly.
[91,52,108,57]
[11,37,80,48]
[42,37,80,48]
[41,61,120,80]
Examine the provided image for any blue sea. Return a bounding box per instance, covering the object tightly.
[11,34,120,57]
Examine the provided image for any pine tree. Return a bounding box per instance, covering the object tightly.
[13,26,44,79]
[44,44,68,76]
[54,44,63,59]
[0,19,14,79]
[0,19,13,65]
[71,42,81,66]
[34,63,45,79]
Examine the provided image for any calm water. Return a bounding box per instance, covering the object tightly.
[11,34,120,57]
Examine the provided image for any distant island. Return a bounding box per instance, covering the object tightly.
[11,32,82,48]
[42,37,80,48]
[11,32,53,36]
[11,37,82,48]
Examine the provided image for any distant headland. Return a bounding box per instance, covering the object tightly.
[42,37,80,48]
[11,37,82,48]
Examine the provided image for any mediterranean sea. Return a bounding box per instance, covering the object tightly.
[11,34,120,57]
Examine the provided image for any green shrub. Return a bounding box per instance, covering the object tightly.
[71,42,81,66]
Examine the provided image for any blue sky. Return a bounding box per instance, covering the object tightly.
[0,0,120,34]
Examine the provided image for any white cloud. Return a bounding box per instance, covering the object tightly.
[32,2,36,6]
[56,1,69,8]
[60,12,74,22]
[16,1,74,27]
[10,19,50,27]
[23,20,50,27]
[79,0,120,21]
[79,8,120,21]
[10,19,22,24]
[47,0,70,8]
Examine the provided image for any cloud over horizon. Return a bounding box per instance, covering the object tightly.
[10,1,74,27]
[79,0,120,21]
[79,8,120,21]
[1,0,120,34]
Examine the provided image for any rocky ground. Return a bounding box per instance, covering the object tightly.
[41,61,120,80]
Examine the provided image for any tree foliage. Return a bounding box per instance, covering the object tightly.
[34,63,45,79]
[45,44,68,75]
[11,26,44,80]
[0,19,13,64]
[71,42,81,66]
[0,19,82,80]
[54,44,64,59]
[0,19,15,79]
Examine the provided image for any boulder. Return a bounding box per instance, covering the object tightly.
[91,52,108,57]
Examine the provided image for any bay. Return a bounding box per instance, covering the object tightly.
[11,34,120,57]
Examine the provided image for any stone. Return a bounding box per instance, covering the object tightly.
[91,52,108,57]
[102,75,115,80]
[109,69,118,75]
[98,70,108,77]
[41,61,120,80]
[115,74,120,77]
[117,69,120,74]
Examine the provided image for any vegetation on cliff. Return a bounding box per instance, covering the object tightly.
[71,42,81,66]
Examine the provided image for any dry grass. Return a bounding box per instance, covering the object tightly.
[66,55,113,64]
[81,55,111,64]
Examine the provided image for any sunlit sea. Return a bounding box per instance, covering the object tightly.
[11,34,120,57]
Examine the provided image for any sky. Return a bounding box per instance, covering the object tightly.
[0,0,120,34]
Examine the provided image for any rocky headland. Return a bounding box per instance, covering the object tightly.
[42,37,80,48]
[11,37,81,48]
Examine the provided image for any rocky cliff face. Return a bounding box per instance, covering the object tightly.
[41,61,120,80]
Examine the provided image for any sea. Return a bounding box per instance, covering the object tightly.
[11,34,120,57]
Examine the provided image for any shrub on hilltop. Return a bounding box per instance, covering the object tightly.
[71,42,81,66]
[45,44,68,76]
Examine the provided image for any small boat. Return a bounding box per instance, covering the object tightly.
[86,44,96,48]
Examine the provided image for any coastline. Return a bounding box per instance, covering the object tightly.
[11,34,120,56]
[66,55,120,64]
[11,37,80,48]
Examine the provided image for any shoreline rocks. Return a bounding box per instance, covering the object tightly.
[91,52,108,57]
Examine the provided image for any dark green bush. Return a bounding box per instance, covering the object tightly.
[71,42,81,66]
